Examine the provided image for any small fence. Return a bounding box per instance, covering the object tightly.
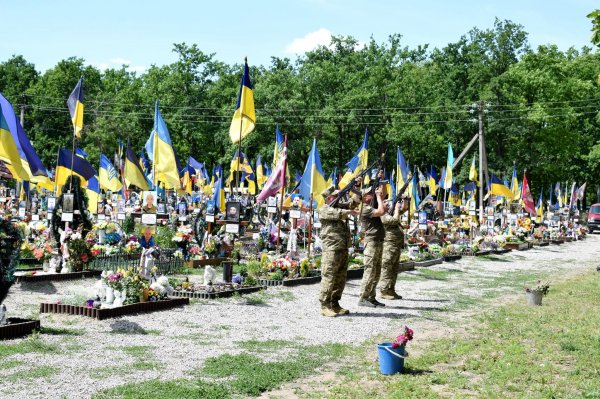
[87,248,185,275]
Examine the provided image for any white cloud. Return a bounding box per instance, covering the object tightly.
[285,28,332,54]
[94,58,146,74]
[109,57,132,65]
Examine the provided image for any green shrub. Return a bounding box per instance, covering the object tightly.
[155,225,176,248]
[246,260,261,277]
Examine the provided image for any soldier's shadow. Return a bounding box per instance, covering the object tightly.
[348,312,415,319]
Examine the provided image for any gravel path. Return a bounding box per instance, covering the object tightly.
[2,235,598,399]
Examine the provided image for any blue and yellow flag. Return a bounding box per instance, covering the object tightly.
[227,149,254,187]
[145,101,180,188]
[55,148,97,194]
[409,174,421,215]
[229,58,256,144]
[212,172,226,212]
[510,165,520,200]
[124,142,150,190]
[339,129,368,189]
[99,153,122,192]
[75,147,88,158]
[139,149,151,174]
[86,176,100,214]
[327,168,338,189]
[273,126,290,186]
[490,174,513,198]
[256,155,267,188]
[67,78,84,138]
[396,147,409,188]
[427,166,438,194]
[298,139,328,208]
[0,92,29,180]
[554,182,563,208]
[469,155,478,185]
[443,143,454,190]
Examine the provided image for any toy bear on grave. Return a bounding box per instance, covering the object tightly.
[0,218,23,323]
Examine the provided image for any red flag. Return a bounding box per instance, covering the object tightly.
[257,136,287,202]
[521,172,536,215]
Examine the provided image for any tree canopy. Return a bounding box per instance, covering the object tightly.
[1,18,599,197]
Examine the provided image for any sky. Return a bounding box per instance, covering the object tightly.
[1,0,597,73]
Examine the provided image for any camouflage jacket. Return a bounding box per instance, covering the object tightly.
[381,212,404,244]
[318,205,351,251]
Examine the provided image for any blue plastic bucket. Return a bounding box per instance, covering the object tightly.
[377,342,406,375]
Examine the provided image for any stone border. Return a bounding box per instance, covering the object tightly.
[170,286,264,299]
[259,276,322,287]
[0,318,40,340]
[16,270,102,283]
[346,268,365,279]
[39,298,189,320]
[414,257,444,268]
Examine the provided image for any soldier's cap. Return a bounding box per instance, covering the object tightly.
[320,185,340,199]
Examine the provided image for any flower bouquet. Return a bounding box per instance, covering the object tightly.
[378,326,414,375]
[525,280,549,306]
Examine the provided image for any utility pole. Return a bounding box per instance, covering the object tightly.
[15,104,26,205]
[478,101,484,224]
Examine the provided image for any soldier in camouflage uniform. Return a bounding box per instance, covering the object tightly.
[378,198,408,299]
[356,186,386,307]
[318,186,357,317]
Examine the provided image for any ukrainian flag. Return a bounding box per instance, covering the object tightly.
[339,129,368,189]
[229,58,256,144]
[443,143,454,190]
[0,92,29,180]
[327,168,338,189]
[145,101,180,188]
[256,155,267,188]
[409,174,421,215]
[212,172,226,212]
[227,149,254,187]
[55,148,97,194]
[86,176,100,214]
[554,183,562,208]
[427,166,437,194]
[510,165,520,200]
[181,164,193,195]
[67,78,84,138]
[396,147,409,188]
[536,192,544,221]
[469,155,478,185]
[99,153,122,192]
[490,174,513,198]
[298,139,328,208]
[124,142,150,190]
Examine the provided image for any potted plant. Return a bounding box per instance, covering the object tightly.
[525,281,549,306]
[377,326,414,375]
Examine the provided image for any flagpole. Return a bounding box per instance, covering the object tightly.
[275,135,287,254]
[69,128,77,193]
[53,146,60,196]
[307,193,313,259]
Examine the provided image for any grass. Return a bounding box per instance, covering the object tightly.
[416,268,464,281]
[93,342,350,399]
[0,332,57,360]
[39,326,85,336]
[5,365,58,382]
[324,270,600,398]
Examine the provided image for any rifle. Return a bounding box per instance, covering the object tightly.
[388,172,413,215]
[328,158,380,208]
[369,147,387,209]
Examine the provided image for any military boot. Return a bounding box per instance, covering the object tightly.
[320,303,338,317]
[331,301,350,315]
[380,290,402,300]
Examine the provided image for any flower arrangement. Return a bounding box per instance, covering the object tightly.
[67,236,94,272]
[391,326,414,348]
[146,288,160,302]
[525,281,550,295]
[124,240,141,254]
[270,256,298,274]
[20,242,35,258]
[95,221,108,230]
[32,229,55,261]
[188,244,202,259]
[91,244,104,257]
[105,271,125,291]
[172,225,193,243]
[203,236,218,255]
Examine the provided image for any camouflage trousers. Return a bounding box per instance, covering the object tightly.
[378,242,401,293]
[359,241,383,300]
[319,248,349,305]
